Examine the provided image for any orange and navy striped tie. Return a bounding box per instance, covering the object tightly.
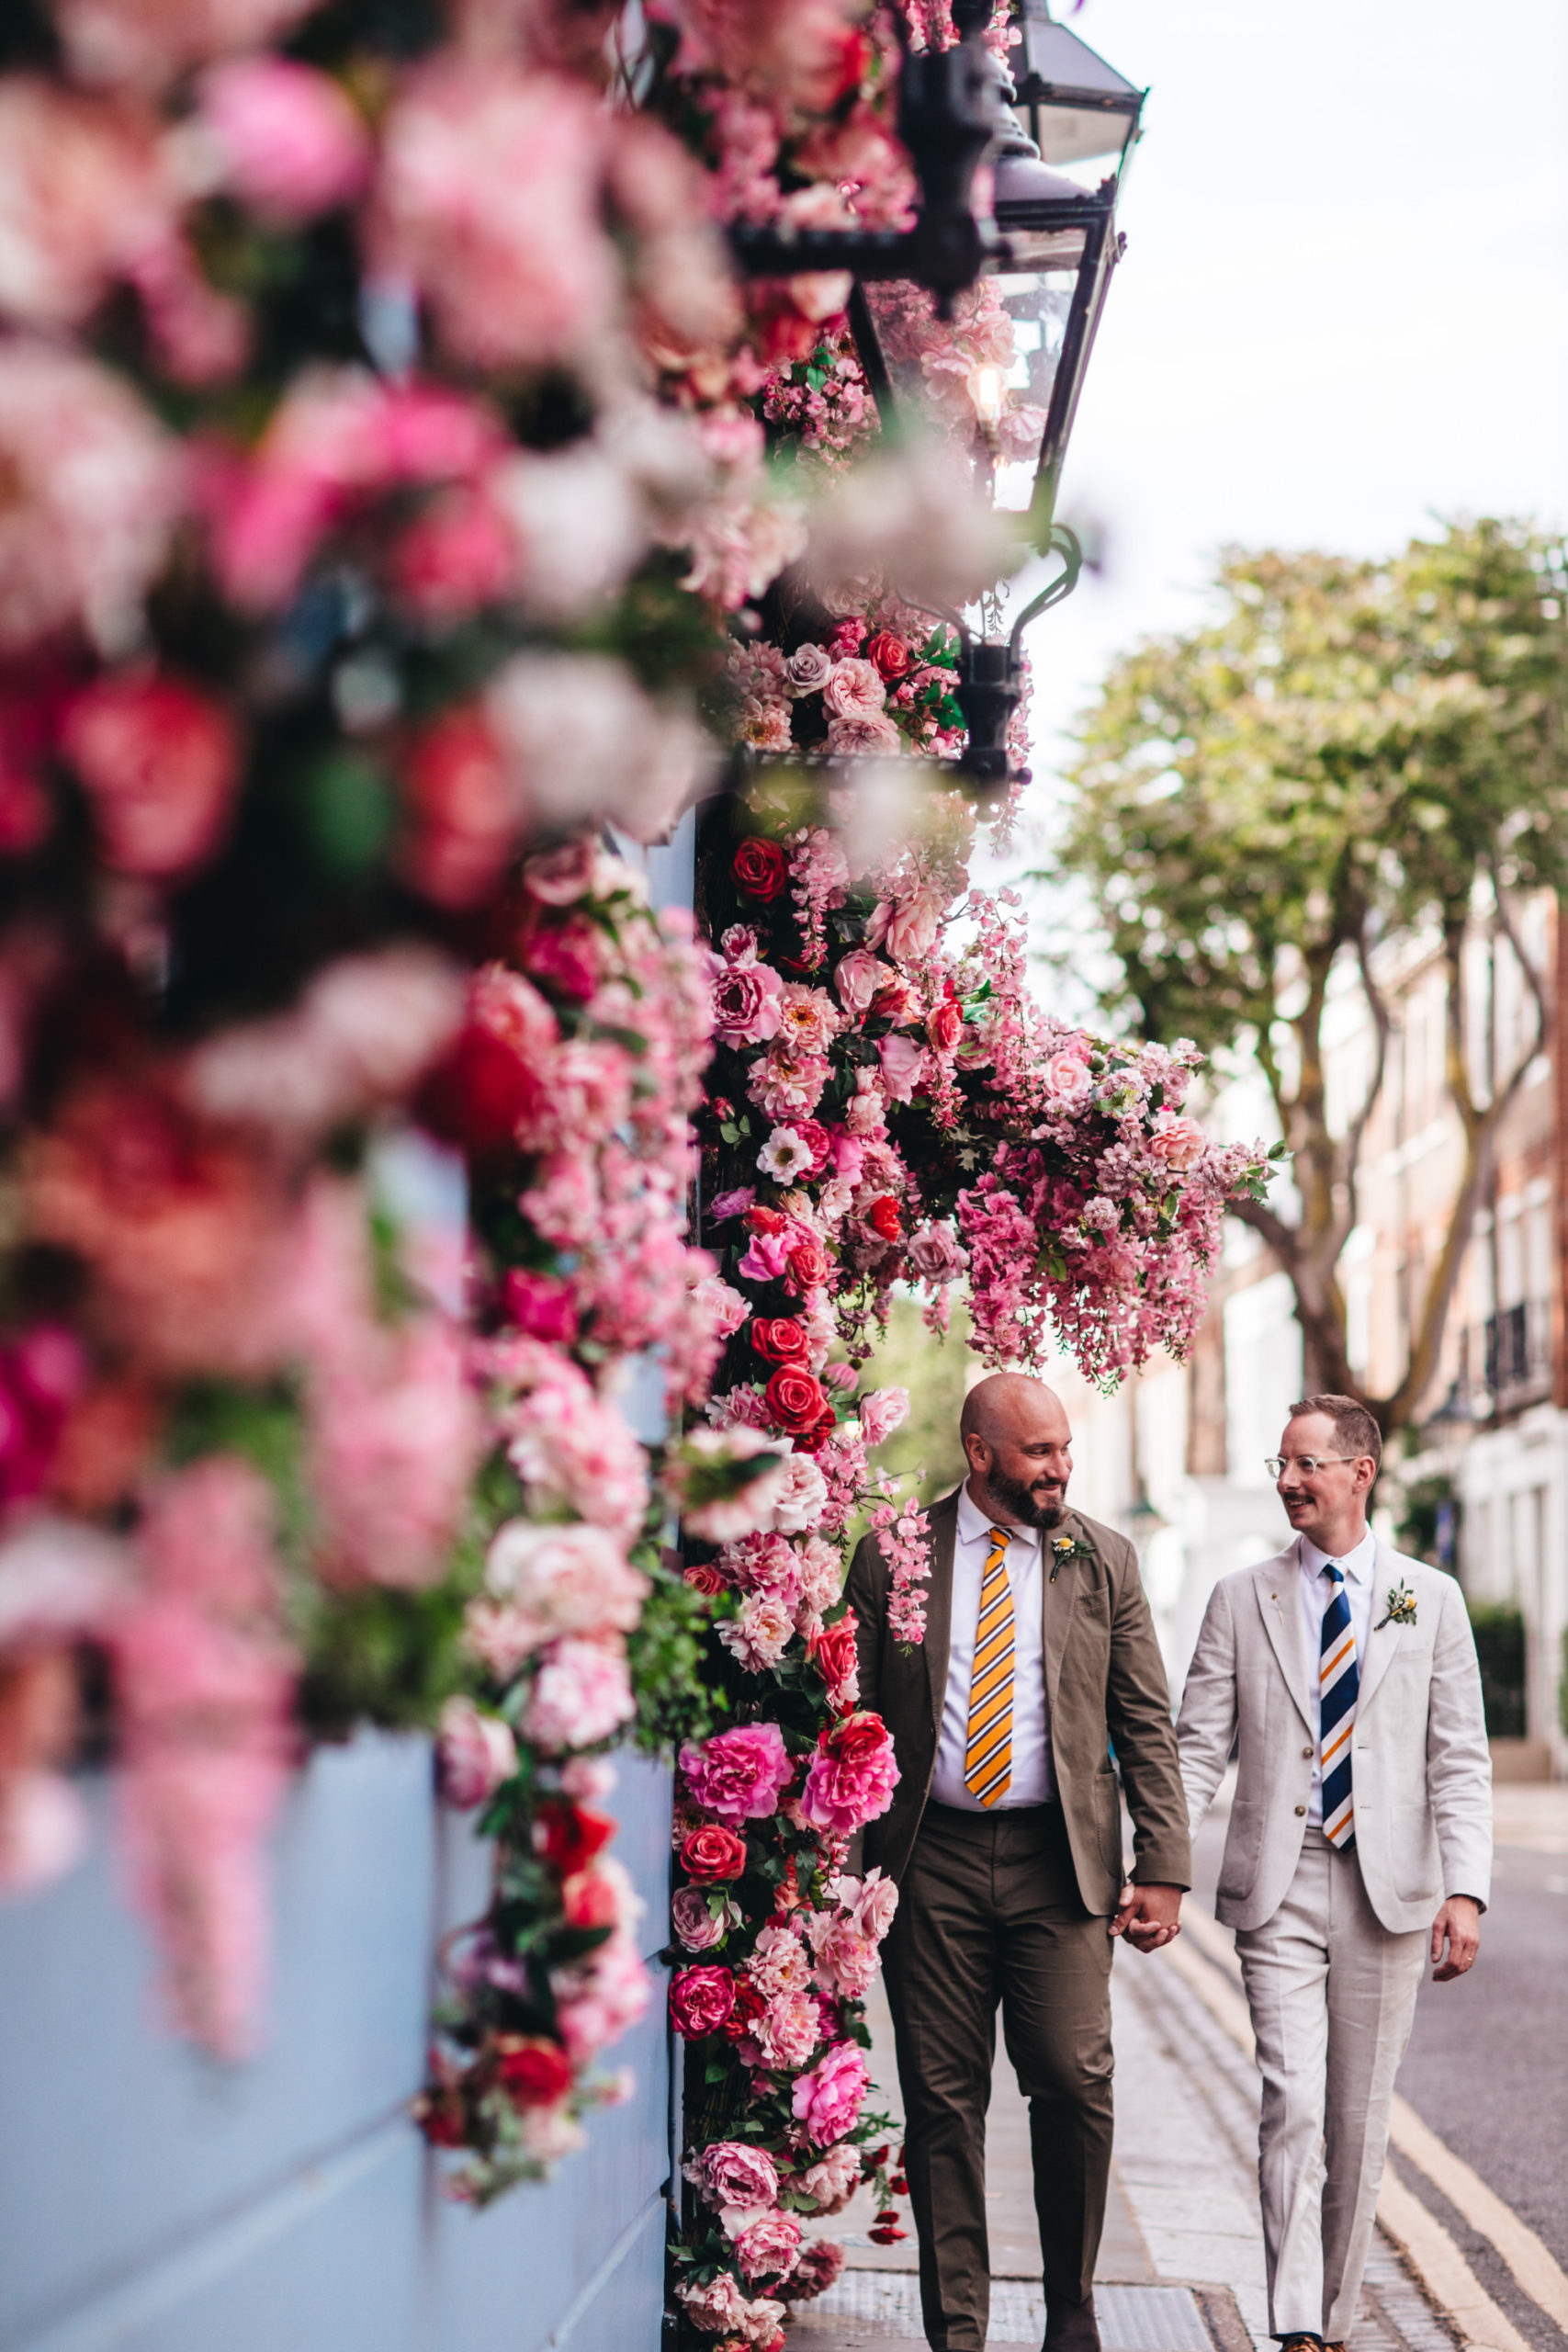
[964,1527,1014,1806]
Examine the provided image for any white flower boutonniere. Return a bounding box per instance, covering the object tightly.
[1375,1580,1417,1632]
[1048,1532,1095,1585]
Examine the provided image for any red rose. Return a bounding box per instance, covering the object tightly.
[808,1617,861,1710]
[494,2034,575,2108]
[865,631,911,683]
[751,1317,809,1366]
[562,1868,620,1929]
[733,836,789,899]
[765,1365,829,1434]
[868,1196,903,1242]
[796,1404,840,1455]
[418,1020,536,1161]
[64,673,242,880]
[785,1238,831,1294]
[683,1561,729,1595]
[926,998,964,1054]
[534,1799,616,1879]
[682,1824,749,1882]
[719,1976,767,2044]
[670,1963,738,2039]
[746,1204,788,1236]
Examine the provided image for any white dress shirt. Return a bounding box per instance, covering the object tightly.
[931,1481,1055,1808]
[1298,1527,1377,1826]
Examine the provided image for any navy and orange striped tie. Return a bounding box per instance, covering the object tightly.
[1319,1562,1359,1851]
[964,1527,1014,1806]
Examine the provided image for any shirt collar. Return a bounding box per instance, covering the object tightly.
[1300,1527,1376,1583]
[956,1479,1042,1553]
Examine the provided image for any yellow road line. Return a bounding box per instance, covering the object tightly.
[1176,1905,1568,2332]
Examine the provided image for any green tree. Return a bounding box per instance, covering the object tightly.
[1057,520,1568,1433]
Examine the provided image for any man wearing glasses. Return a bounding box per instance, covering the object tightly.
[1176,1394,1490,2352]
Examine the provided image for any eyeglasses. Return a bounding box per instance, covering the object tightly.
[1264,1454,1363,1478]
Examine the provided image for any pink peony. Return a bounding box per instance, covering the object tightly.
[1148,1110,1205,1170]
[780,2237,848,2303]
[679,1721,793,1825]
[804,1913,879,1999]
[798,1711,899,1834]
[690,2138,780,2231]
[825,711,902,756]
[193,56,370,224]
[749,1922,812,1997]
[859,1387,909,1446]
[776,984,839,1055]
[483,1520,648,1646]
[735,2210,803,2281]
[435,1696,517,1807]
[749,1042,829,1123]
[712,956,784,1046]
[791,2038,869,2144]
[768,1453,829,1535]
[795,1536,845,1615]
[752,1986,821,2071]
[522,1637,636,1754]
[822,657,886,719]
[797,2141,863,2212]
[677,2274,787,2344]
[718,1591,795,1672]
[669,1962,736,2039]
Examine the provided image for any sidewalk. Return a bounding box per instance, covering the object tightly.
[793,1940,1455,2352]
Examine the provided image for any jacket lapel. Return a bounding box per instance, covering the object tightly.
[1043,1509,1092,1716]
[923,1490,960,1739]
[1354,1547,1409,1715]
[1254,1552,1314,1735]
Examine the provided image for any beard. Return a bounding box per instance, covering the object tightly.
[987,1466,1066,1532]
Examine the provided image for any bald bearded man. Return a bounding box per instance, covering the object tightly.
[846,1376,1190,2352]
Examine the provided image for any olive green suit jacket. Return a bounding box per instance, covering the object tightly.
[844,1487,1191,1914]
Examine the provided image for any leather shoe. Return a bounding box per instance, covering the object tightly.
[1043,2293,1100,2352]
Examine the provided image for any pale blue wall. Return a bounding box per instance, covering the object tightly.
[0,1736,674,2352]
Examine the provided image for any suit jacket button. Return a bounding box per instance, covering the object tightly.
[1294,1804,1307,1816]
[1302,1745,1314,1758]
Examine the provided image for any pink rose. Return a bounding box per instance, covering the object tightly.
[907,1221,966,1283]
[195,57,370,225]
[671,1885,731,1951]
[798,1710,899,1833]
[859,1386,909,1446]
[865,888,944,962]
[1148,1110,1205,1170]
[735,2210,803,2281]
[784,643,833,695]
[832,948,891,1016]
[502,1270,579,1345]
[677,2274,787,2343]
[484,1520,648,1643]
[522,1637,636,1753]
[839,1865,899,1942]
[797,2141,862,2213]
[1042,1045,1093,1102]
[877,1033,927,1103]
[435,1695,517,1806]
[669,1962,736,2039]
[822,657,886,719]
[769,1453,829,1535]
[679,1720,794,1824]
[791,2038,869,2144]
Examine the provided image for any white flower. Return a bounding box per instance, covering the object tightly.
[757,1126,815,1182]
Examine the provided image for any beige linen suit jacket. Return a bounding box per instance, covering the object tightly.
[845,1487,1191,1914]
[1177,1544,1492,1934]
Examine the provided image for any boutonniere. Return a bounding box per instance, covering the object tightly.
[1048,1532,1095,1584]
[1375,1580,1417,1631]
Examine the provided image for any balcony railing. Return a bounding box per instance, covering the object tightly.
[1452,1298,1554,1419]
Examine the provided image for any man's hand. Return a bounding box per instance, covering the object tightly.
[1111,1882,1182,1952]
[1431,1895,1481,1982]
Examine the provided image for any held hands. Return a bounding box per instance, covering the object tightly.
[1111,1882,1183,1952]
[1430,1895,1481,1982]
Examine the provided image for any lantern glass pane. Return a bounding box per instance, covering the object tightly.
[987,265,1076,512]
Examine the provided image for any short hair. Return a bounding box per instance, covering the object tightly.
[1288,1393,1382,1473]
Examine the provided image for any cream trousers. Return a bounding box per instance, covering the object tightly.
[1235,1828,1427,2343]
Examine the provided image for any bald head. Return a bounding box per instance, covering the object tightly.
[960,1374,1073,1531]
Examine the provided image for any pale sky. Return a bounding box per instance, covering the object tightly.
[1016,0,1568,822]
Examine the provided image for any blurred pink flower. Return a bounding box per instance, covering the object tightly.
[436,1695,517,1807]
[824,711,901,756]
[310,1314,481,1591]
[790,2037,868,2144]
[523,1636,635,1753]
[63,671,242,880]
[371,64,617,373]
[0,341,182,657]
[0,78,180,331]
[192,56,370,225]
[54,0,319,90]
[482,1519,648,1645]
[553,1928,650,2061]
